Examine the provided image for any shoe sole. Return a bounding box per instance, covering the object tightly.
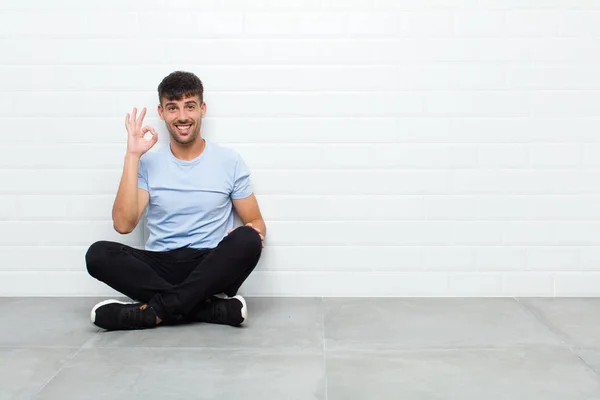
[232,295,247,325]
[90,299,134,326]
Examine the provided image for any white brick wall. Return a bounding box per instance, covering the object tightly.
[1,0,600,297]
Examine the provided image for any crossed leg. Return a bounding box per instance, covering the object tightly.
[86,226,262,329]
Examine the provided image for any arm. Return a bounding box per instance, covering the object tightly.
[232,193,266,243]
[112,154,150,234]
[112,107,158,234]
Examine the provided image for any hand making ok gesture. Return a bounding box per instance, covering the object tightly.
[125,107,159,157]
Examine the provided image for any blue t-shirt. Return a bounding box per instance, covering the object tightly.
[137,140,253,251]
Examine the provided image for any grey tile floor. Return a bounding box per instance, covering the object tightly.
[2,297,600,399]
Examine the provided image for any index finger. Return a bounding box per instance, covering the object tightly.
[137,108,147,128]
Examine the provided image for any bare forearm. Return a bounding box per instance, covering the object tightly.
[112,153,140,233]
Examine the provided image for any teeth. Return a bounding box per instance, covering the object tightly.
[176,125,191,133]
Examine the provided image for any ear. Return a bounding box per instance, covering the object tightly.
[201,102,207,118]
[157,104,165,121]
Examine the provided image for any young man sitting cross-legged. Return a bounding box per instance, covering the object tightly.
[86,71,265,331]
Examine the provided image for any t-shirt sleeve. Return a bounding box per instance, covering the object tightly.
[231,154,253,199]
[138,157,149,192]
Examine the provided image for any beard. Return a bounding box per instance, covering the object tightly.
[167,121,201,145]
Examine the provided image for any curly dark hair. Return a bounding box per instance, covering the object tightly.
[157,71,204,104]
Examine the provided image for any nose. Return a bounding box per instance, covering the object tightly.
[176,109,191,122]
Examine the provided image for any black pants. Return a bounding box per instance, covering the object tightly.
[85,226,262,321]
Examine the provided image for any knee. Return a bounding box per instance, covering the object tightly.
[230,226,262,255]
[85,240,113,279]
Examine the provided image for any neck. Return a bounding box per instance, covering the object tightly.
[170,136,206,161]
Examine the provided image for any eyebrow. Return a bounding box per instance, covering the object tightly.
[165,100,198,107]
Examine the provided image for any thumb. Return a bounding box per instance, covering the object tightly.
[143,126,159,143]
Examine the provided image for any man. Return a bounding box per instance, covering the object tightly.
[85,71,265,331]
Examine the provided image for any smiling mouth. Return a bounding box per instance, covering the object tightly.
[175,124,192,134]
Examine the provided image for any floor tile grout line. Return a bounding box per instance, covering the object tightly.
[514,298,565,341]
[0,345,87,349]
[323,347,576,355]
[513,297,600,376]
[35,334,98,395]
[321,296,328,400]
[513,297,571,347]
[35,344,569,352]
[69,345,325,352]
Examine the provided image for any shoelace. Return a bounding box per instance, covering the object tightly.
[120,307,151,329]
[209,299,227,323]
